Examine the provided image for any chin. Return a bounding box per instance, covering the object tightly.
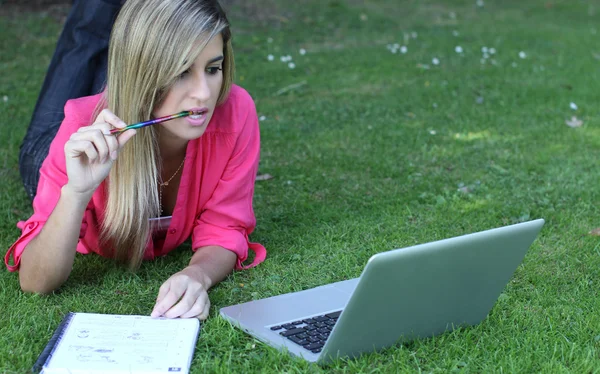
[183,126,208,140]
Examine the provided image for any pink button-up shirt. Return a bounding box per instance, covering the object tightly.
[5,85,266,271]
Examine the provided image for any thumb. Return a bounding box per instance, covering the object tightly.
[116,128,137,149]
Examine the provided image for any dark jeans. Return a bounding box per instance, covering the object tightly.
[19,0,122,200]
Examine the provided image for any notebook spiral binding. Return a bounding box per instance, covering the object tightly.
[32,312,75,373]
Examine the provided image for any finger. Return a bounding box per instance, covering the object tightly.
[151,282,186,318]
[96,108,128,129]
[72,129,110,163]
[155,281,172,305]
[175,291,209,319]
[116,128,137,150]
[79,123,120,157]
[65,140,99,162]
[181,295,210,320]
[163,286,204,319]
[197,299,211,321]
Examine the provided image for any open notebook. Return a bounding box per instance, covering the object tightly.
[33,313,200,374]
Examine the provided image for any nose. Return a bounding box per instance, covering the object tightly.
[189,71,211,103]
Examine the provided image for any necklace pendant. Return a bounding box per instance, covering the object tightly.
[163,181,169,186]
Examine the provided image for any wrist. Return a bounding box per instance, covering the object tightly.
[61,184,94,206]
[184,264,213,289]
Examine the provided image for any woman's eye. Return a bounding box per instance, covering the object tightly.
[206,66,223,75]
[177,69,191,80]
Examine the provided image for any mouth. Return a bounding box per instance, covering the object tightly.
[185,107,210,127]
[189,108,208,118]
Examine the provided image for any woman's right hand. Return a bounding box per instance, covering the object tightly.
[63,109,136,197]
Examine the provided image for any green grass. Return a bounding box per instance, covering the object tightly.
[2,0,600,372]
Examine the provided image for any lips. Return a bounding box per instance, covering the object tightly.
[186,107,209,126]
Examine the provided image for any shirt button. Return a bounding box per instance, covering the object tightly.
[169,229,177,234]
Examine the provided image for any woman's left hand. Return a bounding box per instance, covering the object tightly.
[151,266,211,320]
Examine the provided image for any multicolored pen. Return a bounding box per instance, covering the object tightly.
[109,110,201,135]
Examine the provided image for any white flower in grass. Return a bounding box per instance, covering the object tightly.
[570,102,578,110]
[299,48,306,55]
[452,30,460,37]
[400,46,407,54]
[481,46,488,53]
[489,48,496,54]
[455,46,463,53]
[2,96,7,103]
[483,52,489,59]
[267,37,273,43]
[288,62,296,69]
[432,103,438,108]
[476,0,484,7]
[267,54,274,61]
[259,115,266,121]
[519,51,527,59]
[449,12,456,19]
[432,57,440,65]
[411,31,418,39]
[429,130,437,135]
[566,116,583,128]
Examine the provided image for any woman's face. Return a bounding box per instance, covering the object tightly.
[154,33,224,142]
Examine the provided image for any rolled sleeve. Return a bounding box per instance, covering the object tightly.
[4,99,93,272]
[192,97,266,269]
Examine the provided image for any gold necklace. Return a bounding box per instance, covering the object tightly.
[159,157,185,215]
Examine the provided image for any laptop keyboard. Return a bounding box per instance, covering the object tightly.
[269,310,342,354]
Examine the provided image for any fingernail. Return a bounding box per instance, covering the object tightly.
[110,151,118,160]
[102,129,111,135]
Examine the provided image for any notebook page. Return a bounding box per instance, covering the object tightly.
[42,313,199,374]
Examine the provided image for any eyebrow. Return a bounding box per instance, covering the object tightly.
[207,56,224,64]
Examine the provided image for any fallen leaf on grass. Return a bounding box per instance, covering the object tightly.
[565,116,583,128]
[588,227,600,236]
[255,173,274,181]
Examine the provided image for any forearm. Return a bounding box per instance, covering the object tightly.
[187,245,237,289]
[19,185,92,294]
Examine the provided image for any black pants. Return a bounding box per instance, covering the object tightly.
[19,0,122,200]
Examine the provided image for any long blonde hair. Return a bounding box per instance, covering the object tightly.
[97,0,235,269]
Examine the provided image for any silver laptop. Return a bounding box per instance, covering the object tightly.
[220,219,545,364]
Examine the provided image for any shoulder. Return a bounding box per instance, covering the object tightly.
[63,93,104,128]
[49,93,103,146]
[224,84,256,111]
[209,85,257,134]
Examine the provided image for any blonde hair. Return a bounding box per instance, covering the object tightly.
[96,0,235,269]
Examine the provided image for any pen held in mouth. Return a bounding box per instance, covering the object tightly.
[109,110,203,135]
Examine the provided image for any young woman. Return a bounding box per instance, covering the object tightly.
[5,0,266,320]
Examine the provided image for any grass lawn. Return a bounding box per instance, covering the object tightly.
[2,0,600,372]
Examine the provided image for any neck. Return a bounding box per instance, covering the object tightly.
[158,130,188,162]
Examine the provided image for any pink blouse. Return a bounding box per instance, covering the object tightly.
[5,85,266,271]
